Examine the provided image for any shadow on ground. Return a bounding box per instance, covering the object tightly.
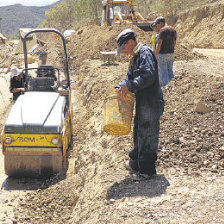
[106,174,170,200]
[1,170,67,191]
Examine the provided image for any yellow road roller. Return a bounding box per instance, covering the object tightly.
[1,28,73,177]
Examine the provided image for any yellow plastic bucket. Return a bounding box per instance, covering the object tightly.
[103,90,134,135]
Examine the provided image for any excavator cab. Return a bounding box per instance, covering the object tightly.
[101,0,153,31]
[1,28,73,178]
[101,0,133,26]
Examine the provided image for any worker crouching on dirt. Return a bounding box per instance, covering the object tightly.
[38,50,48,65]
[37,51,57,81]
[10,66,25,102]
[115,29,164,178]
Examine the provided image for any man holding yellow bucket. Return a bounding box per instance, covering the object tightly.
[115,29,164,179]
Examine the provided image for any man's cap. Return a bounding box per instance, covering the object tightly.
[37,50,47,57]
[11,66,23,78]
[152,16,165,27]
[116,29,136,54]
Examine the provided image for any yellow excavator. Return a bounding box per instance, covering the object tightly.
[1,28,73,178]
[101,0,153,31]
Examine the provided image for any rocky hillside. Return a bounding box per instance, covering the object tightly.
[0,1,61,37]
[175,0,224,48]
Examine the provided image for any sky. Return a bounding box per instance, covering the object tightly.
[0,0,59,7]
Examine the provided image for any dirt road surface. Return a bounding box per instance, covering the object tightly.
[193,48,224,58]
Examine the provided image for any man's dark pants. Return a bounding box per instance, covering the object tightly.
[128,107,160,175]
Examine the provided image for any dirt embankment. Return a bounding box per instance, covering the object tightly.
[67,23,202,70]
[12,24,224,224]
[12,54,224,223]
[175,0,224,48]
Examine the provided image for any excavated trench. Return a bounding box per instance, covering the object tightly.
[0,47,223,223]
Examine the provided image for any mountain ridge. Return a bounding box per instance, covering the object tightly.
[0,1,62,37]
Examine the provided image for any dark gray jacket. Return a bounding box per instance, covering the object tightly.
[117,43,164,120]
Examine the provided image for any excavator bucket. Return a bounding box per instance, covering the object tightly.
[134,22,154,32]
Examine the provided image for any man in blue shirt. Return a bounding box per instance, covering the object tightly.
[116,29,164,178]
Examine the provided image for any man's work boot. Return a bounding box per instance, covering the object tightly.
[125,159,139,173]
[139,152,157,176]
[131,173,156,181]
[128,148,138,160]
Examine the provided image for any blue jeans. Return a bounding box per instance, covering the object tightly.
[158,53,175,87]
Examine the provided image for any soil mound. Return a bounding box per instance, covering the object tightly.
[175,0,224,48]
[67,23,200,69]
